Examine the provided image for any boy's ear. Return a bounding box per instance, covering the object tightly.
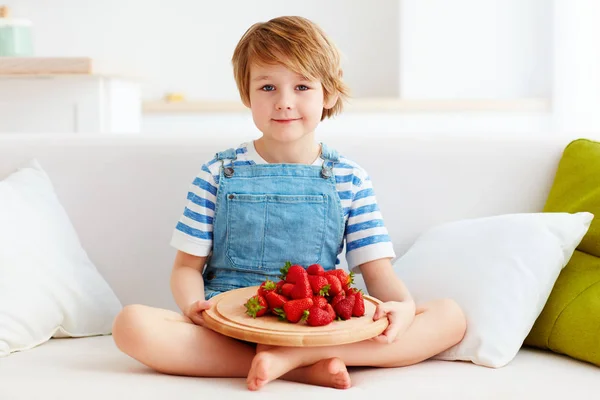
[324,92,339,110]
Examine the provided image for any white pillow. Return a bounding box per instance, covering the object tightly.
[0,160,122,357]
[393,212,593,368]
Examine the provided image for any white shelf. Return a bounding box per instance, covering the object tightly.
[142,98,551,114]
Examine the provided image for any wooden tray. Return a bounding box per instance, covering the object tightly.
[202,286,389,347]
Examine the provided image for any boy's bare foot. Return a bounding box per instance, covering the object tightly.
[249,349,350,391]
[283,357,351,390]
[247,350,293,391]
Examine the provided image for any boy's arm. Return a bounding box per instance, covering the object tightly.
[359,258,415,305]
[170,250,208,314]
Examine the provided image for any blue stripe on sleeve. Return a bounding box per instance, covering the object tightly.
[187,192,216,210]
[183,208,214,224]
[334,163,356,169]
[349,203,379,218]
[176,222,213,240]
[335,174,353,183]
[346,219,385,235]
[354,188,374,201]
[346,234,391,252]
[338,190,353,200]
[192,177,218,196]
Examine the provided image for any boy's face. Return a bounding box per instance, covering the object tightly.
[248,62,336,143]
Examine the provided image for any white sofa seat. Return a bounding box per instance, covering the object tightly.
[0,133,598,398]
[0,336,597,399]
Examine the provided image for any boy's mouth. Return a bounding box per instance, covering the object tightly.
[272,118,302,124]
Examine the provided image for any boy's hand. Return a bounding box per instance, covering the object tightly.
[372,300,416,344]
[184,300,213,327]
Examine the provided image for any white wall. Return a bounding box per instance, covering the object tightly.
[8,0,552,101]
[6,1,600,136]
[400,0,552,99]
[9,0,399,99]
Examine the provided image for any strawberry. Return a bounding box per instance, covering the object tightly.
[244,295,268,318]
[327,269,354,291]
[276,280,286,293]
[308,275,330,296]
[325,303,337,321]
[306,306,334,326]
[333,295,355,320]
[342,272,355,292]
[331,291,346,307]
[281,283,294,298]
[257,279,277,297]
[265,291,288,310]
[312,295,328,309]
[291,275,313,299]
[279,261,307,284]
[325,274,343,296]
[350,289,365,317]
[273,298,313,323]
[307,264,325,276]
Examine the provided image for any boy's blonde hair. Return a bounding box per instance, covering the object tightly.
[232,16,350,120]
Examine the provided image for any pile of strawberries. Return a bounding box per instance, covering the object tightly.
[243,262,365,327]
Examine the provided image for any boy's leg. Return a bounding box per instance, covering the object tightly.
[112,304,351,388]
[247,298,467,390]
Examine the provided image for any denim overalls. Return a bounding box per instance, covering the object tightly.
[203,143,345,300]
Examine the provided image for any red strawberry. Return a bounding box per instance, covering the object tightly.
[308,275,330,296]
[244,295,268,318]
[307,264,325,276]
[333,295,355,320]
[274,298,313,323]
[281,283,294,298]
[342,272,355,292]
[276,280,286,293]
[279,261,307,284]
[312,295,328,309]
[327,269,354,291]
[325,303,337,320]
[306,305,334,326]
[291,275,313,299]
[325,274,343,296]
[351,290,365,317]
[331,291,346,307]
[257,279,277,297]
[265,291,288,310]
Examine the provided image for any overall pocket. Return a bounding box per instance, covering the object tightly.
[226,193,327,273]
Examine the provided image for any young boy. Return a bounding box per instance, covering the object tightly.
[112,16,466,391]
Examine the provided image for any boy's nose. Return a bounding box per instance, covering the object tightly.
[275,93,294,110]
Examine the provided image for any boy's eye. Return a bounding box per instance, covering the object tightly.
[296,85,309,91]
[261,85,275,91]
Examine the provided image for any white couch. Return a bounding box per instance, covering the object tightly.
[0,133,598,399]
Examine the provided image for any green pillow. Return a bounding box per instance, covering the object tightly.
[525,139,600,367]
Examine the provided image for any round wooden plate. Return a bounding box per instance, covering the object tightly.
[202,286,389,347]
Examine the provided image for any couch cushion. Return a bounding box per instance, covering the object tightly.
[0,159,122,357]
[0,336,597,399]
[525,139,600,367]
[543,139,600,254]
[393,212,592,368]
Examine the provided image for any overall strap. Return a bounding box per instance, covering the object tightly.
[215,148,237,161]
[319,143,339,179]
[215,148,237,178]
[319,142,340,163]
